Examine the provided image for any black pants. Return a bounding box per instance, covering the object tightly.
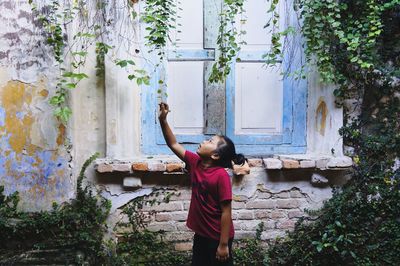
[192,233,234,266]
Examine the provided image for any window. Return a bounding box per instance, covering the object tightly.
[141,0,306,155]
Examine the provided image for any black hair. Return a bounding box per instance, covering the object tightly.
[215,135,247,169]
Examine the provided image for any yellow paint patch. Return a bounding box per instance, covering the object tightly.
[1,81,34,153]
[56,124,66,146]
[316,97,328,136]
[39,89,49,98]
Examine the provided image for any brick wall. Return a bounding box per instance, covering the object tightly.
[116,186,311,252]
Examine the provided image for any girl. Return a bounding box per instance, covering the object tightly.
[158,102,246,266]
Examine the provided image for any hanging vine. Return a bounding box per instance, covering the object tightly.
[209,0,246,84]
[29,0,151,125]
[263,0,400,264]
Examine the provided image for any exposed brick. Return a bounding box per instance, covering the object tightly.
[275,191,290,198]
[170,211,188,222]
[254,210,269,219]
[169,190,192,201]
[300,160,316,168]
[237,210,254,220]
[233,195,249,202]
[282,159,300,169]
[132,162,149,171]
[183,201,191,210]
[327,156,353,168]
[155,213,172,222]
[311,173,329,185]
[96,163,113,173]
[123,177,142,188]
[148,162,166,172]
[144,202,183,212]
[289,190,304,198]
[270,211,286,219]
[175,242,193,251]
[261,230,286,241]
[257,191,272,199]
[316,159,329,169]
[147,222,176,232]
[246,200,276,209]
[263,158,282,169]
[288,210,304,219]
[232,201,246,209]
[176,222,191,232]
[248,159,263,167]
[166,163,184,172]
[234,231,256,240]
[164,232,194,242]
[276,199,300,209]
[276,220,296,229]
[112,163,131,172]
[237,220,265,231]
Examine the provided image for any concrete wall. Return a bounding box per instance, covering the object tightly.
[0,0,349,250]
[0,0,73,210]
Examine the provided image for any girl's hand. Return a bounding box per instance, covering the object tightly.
[216,244,229,262]
[158,102,170,121]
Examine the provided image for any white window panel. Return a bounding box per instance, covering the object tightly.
[169,0,203,49]
[235,63,283,134]
[167,61,204,134]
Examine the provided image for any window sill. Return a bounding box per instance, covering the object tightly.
[94,154,353,174]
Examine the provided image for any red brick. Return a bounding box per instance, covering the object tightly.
[166,163,183,172]
[132,162,148,171]
[282,159,300,169]
[175,242,193,251]
[248,159,263,167]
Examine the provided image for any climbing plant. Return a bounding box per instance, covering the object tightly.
[29,0,150,124]
[0,153,111,264]
[209,0,247,83]
[109,190,190,265]
[263,0,400,264]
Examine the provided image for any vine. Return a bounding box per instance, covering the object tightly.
[29,0,151,125]
[0,153,111,264]
[263,0,400,264]
[142,0,179,63]
[209,0,246,84]
[110,190,190,265]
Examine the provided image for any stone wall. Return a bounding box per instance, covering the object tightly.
[101,159,351,251]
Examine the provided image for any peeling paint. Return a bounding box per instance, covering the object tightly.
[316,97,327,136]
[0,80,72,210]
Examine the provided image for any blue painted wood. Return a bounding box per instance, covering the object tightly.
[224,34,307,153]
[168,49,215,61]
[141,0,307,156]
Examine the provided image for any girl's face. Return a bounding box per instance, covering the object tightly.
[197,135,221,159]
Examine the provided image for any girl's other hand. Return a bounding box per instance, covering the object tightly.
[158,102,170,121]
[216,244,229,262]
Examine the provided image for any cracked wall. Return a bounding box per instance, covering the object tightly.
[0,0,73,210]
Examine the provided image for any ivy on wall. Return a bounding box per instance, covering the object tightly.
[263,0,400,264]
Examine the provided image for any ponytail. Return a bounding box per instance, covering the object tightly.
[215,135,247,169]
[232,153,246,166]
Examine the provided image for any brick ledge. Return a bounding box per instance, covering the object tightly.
[94,154,353,174]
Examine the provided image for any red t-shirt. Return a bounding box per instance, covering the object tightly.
[184,150,234,241]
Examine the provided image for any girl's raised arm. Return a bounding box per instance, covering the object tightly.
[158,102,186,160]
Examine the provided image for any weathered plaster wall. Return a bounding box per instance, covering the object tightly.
[0,1,73,210]
[307,69,344,156]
